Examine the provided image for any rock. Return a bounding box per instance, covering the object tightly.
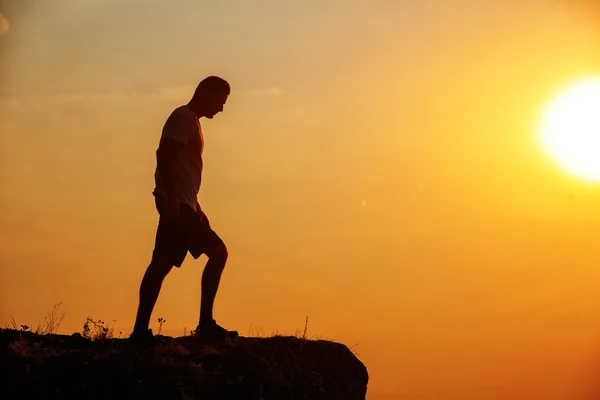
[0,328,368,399]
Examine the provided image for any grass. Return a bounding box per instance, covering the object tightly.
[5,303,122,341]
[5,302,66,335]
[248,315,339,342]
[82,317,120,340]
[3,304,360,355]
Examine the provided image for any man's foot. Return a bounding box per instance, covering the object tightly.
[128,328,156,346]
[195,320,238,341]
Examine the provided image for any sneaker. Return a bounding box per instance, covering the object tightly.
[195,320,238,341]
[128,328,156,345]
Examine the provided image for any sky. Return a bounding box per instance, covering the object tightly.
[1,0,600,399]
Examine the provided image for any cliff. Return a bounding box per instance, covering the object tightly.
[1,328,368,399]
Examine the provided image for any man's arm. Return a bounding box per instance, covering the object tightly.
[156,137,184,201]
[157,108,194,204]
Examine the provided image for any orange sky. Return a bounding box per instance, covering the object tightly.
[2,1,600,399]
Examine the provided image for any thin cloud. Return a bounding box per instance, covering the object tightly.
[243,86,282,97]
[0,97,20,107]
[51,92,128,104]
[0,12,9,37]
[0,92,130,107]
[0,84,283,107]
[156,85,283,100]
[156,85,194,102]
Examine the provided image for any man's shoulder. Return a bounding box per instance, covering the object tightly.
[163,106,198,133]
[169,105,196,120]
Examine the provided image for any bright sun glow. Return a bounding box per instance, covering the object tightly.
[541,77,600,181]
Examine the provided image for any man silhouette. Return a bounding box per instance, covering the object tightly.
[131,76,237,342]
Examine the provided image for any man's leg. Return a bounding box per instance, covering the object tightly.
[133,254,173,333]
[189,209,237,338]
[199,242,228,324]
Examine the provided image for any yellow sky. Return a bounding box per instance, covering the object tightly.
[2,1,600,399]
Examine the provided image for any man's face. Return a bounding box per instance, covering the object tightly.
[205,92,228,119]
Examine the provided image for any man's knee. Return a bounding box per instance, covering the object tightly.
[205,241,228,262]
[148,254,174,277]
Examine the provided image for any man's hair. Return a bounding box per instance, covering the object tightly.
[193,76,230,98]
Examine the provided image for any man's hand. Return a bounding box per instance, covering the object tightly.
[195,201,210,225]
[164,196,180,219]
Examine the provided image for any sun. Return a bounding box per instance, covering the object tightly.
[541,77,600,181]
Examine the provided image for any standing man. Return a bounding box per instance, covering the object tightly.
[131,76,237,342]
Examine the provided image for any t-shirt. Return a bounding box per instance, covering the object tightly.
[153,105,204,209]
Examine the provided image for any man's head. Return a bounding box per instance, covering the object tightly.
[189,76,230,119]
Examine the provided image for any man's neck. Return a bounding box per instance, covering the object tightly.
[186,101,204,119]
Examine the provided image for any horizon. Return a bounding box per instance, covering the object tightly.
[2,1,600,399]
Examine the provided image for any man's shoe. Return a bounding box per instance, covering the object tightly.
[128,328,156,345]
[195,320,238,341]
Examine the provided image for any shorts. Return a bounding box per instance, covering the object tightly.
[152,194,223,267]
